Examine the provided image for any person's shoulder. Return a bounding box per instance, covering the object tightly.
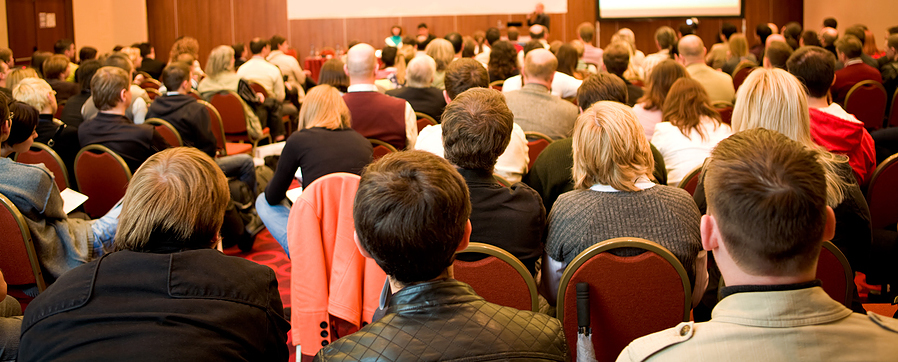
[618,322,696,362]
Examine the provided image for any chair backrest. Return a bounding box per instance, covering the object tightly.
[139,78,162,90]
[454,243,538,312]
[489,80,504,91]
[865,152,898,229]
[208,91,250,135]
[677,165,702,194]
[145,87,161,101]
[715,106,733,125]
[557,237,691,362]
[0,193,47,292]
[845,80,888,131]
[198,100,228,156]
[188,89,202,100]
[493,173,512,187]
[732,62,756,91]
[525,132,553,171]
[889,88,898,128]
[145,118,183,147]
[74,145,132,218]
[247,81,268,97]
[54,100,65,119]
[369,138,398,160]
[15,142,69,191]
[415,112,437,133]
[817,240,853,307]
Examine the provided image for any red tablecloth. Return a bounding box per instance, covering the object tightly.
[304,57,326,84]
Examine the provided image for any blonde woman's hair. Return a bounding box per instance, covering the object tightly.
[169,37,200,62]
[114,147,229,252]
[573,101,655,191]
[728,34,749,58]
[205,45,235,77]
[298,85,351,130]
[7,68,40,94]
[731,67,848,206]
[12,77,53,111]
[394,44,416,86]
[425,38,455,72]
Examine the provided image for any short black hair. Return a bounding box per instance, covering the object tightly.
[249,38,268,55]
[756,24,772,44]
[823,17,838,29]
[417,23,428,29]
[577,73,628,109]
[523,40,544,56]
[354,150,471,285]
[79,46,98,63]
[678,24,694,37]
[844,26,866,46]
[381,46,397,67]
[445,32,463,53]
[5,101,39,147]
[485,28,501,46]
[161,62,191,92]
[53,39,74,54]
[269,35,287,49]
[889,26,898,35]
[786,46,836,98]
[721,23,738,40]
[444,58,489,100]
[75,59,102,90]
[136,42,152,58]
[801,30,821,47]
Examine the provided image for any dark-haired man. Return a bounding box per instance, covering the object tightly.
[474,27,501,66]
[237,37,288,140]
[416,23,436,51]
[603,42,643,106]
[618,128,898,362]
[135,42,165,79]
[267,34,306,102]
[787,46,876,185]
[831,35,882,105]
[763,40,793,70]
[314,150,567,361]
[54,39,78,82]
[78,66,169,172]
[706,22,738,69]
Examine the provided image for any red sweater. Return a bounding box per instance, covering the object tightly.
[343,91,407,150]
[809,108,877,184]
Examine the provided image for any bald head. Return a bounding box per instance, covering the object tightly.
[523,48,557,85]
[766,34,787,48]
[678,35,705,62]
[820,27,838,46]
[530,25,546,40]
[346,43,377,81]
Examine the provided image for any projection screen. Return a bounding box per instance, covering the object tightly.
[598,0,742,19]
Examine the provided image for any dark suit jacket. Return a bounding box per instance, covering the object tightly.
[77,112,170,172]
[832,61,883,105]
[385,86,447,123]
[138,58,166,80]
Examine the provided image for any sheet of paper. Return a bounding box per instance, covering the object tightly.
[285,187,303,203]
[60,188,88,214]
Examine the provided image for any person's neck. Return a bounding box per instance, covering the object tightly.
[0,146,13,158]
[720,271,816,287]
[99,105,128,116]
[349,76,376,86]
[524,79,552,89]
[683,57,703,66]
[251,54,265,60]
[389,268,452,294]
[807,96,829,109]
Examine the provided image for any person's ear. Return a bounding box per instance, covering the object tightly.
[455,220,472,252]
[119,88,128,103]
[821,206,836,242]
[354,232,373,259]
[700,214,720,252]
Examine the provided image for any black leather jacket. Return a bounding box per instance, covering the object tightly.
[315,279,569,361]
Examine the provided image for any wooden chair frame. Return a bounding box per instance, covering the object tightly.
[493,173,512,187]
[368,138,398,152]
[524,131,553,143]
[678,165,703,189]
[415,112,437,126]
[14,142,69,191]
[489,80,505,90]
[0,193,47,292]
[145,118,184,147]
[456,242,539,312]
[556,237,692,323]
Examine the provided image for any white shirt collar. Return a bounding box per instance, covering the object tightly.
[347,84,378,92]
[589,176,656,192]
[844,58,864,67]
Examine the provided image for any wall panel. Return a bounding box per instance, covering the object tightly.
[146,0,176,63]
[233,0,288,45]
[175,0,233,65]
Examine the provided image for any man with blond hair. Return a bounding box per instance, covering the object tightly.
[504,49,579,140]
[385,55,446,122]
[618,128,898,361]
[43,54,80,102]
[13,77,80,173]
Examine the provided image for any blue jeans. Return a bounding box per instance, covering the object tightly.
[216,154,256,192]
[255,193,291,256]
[91,199,122,256]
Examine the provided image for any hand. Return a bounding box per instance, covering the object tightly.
[256,92,266,102]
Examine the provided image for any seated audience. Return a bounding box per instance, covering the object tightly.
[0,270,22,361]
[721,34,757,75]
[266,35,306,102]
[60,60,101,129]
[577,22,603,67]
[237,38,290,140]
[618,128,898,362]
[820,27,839,58]
[317,58,349,93]
[78,66,169,172]
[0,48,13,69]
[633,59,690,141]
[18,147,290,361]
[749,24,772,62]
[375,46,399,90]
[257,85,372,254]
[442,88,545,273]
[763,40,793,69]
[30,51,52,78]
[13,77,80,177]
[314,150,567,361]
[831,35,883,105]
[782,21,802,49]
[343,43,417,150]
[502,43,583,99]
[197,45,267,141]
[0,100,119,280]
[524,73,668,214]
[554,43,582,79]
[613,28,646,77]
[415,58,529,183]
[542,101,703,305]
[81,53,150,124]
[603,41,643,106]
[42,55,80,102]
[134,42,164,79]
[424,38,454,90]
[679,35,735,105]
[385,55,447,123]
[6,68,39,94]
[504,49,579,140]
[800,30,822,47]
[53,39,78,82]
[787,46,876,185]
[168,36,205,82]
[642,26,677,78]
[872,35,898,161]
[706,22,737,69]
[473,27,501,66]
[487,40,519,83]
[844,25,881,69]
[652,78,733,186]
[880,34,898,100]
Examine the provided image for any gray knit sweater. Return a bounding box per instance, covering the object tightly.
[546,185,702,284]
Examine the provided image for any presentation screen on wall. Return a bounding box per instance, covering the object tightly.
[288,0,566,19]
[598,0,742,19]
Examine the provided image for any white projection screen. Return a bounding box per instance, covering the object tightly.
[288,0,567,20]
[598,0,742,19]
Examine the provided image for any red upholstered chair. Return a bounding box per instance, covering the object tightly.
[145,118,183,147]
[188,89,202,100]
[817,240,853,307]
[54,100,65,119]
[74,145,132,218]
[524,131,553,171]
[198,100,253,157]
[369,138,397,160]
[677,165,702,194]
[139,78,162,91]
[0,193,48,301]
[866,152,898,229]
[844,80,888,131]
[489,80,504,91]
[415,112,437,133]
[144,87,161,101]
[888,89,898,128]
[247,81,268,98]
[732,61,756,91]
[557,237,691,362]
[715,106,733,125]
[15,142,69,191]
[208,91,271,149]
[454,242,538,312]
